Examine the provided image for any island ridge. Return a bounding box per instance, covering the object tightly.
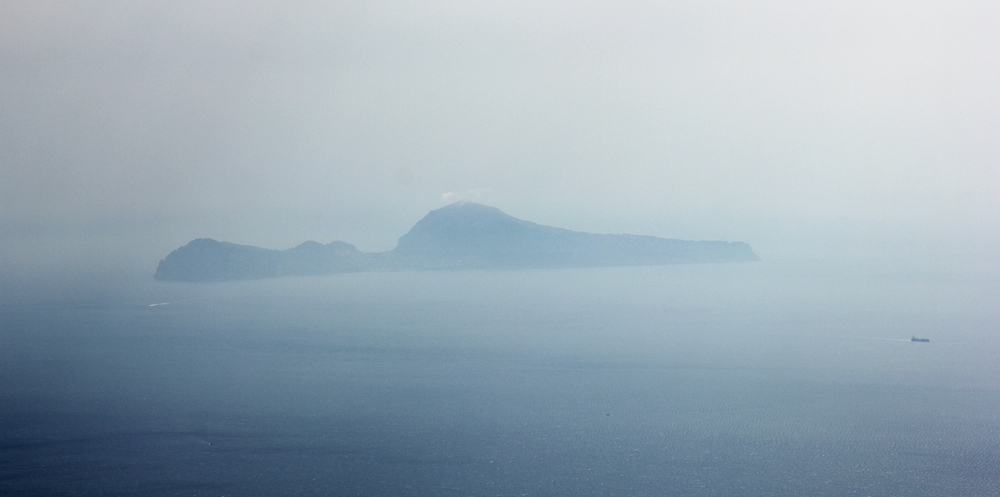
[154,202,759,281]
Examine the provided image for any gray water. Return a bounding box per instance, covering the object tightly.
[2,258,998,496]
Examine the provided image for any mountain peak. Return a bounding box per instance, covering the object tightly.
[393,202,560,256]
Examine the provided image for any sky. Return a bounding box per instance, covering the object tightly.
[2,0,998,276]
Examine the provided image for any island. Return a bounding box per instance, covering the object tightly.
[154,202,759,281]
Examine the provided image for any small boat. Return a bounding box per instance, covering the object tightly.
[911,336,930,342]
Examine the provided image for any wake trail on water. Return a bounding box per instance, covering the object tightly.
[148,300,187,307]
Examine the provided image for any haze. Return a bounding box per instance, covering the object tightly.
[2,0,998,279]
[3,4,1000,495]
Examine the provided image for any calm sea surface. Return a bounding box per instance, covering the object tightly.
[2,258,998,496]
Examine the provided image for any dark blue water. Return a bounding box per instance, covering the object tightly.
[2,259,998,496]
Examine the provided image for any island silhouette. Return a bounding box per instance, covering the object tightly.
[154,202,759,281]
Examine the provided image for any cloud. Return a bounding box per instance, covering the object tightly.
[441,188,492,203]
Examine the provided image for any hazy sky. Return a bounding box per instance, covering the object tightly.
[2,1,998,274]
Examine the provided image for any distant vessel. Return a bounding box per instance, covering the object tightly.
[911,336,930,342]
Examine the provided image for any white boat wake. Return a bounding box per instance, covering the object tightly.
[148,300,186,307]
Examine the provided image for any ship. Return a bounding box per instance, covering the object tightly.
[911,336,930,342]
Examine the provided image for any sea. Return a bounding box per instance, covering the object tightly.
[1,257,998,496]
